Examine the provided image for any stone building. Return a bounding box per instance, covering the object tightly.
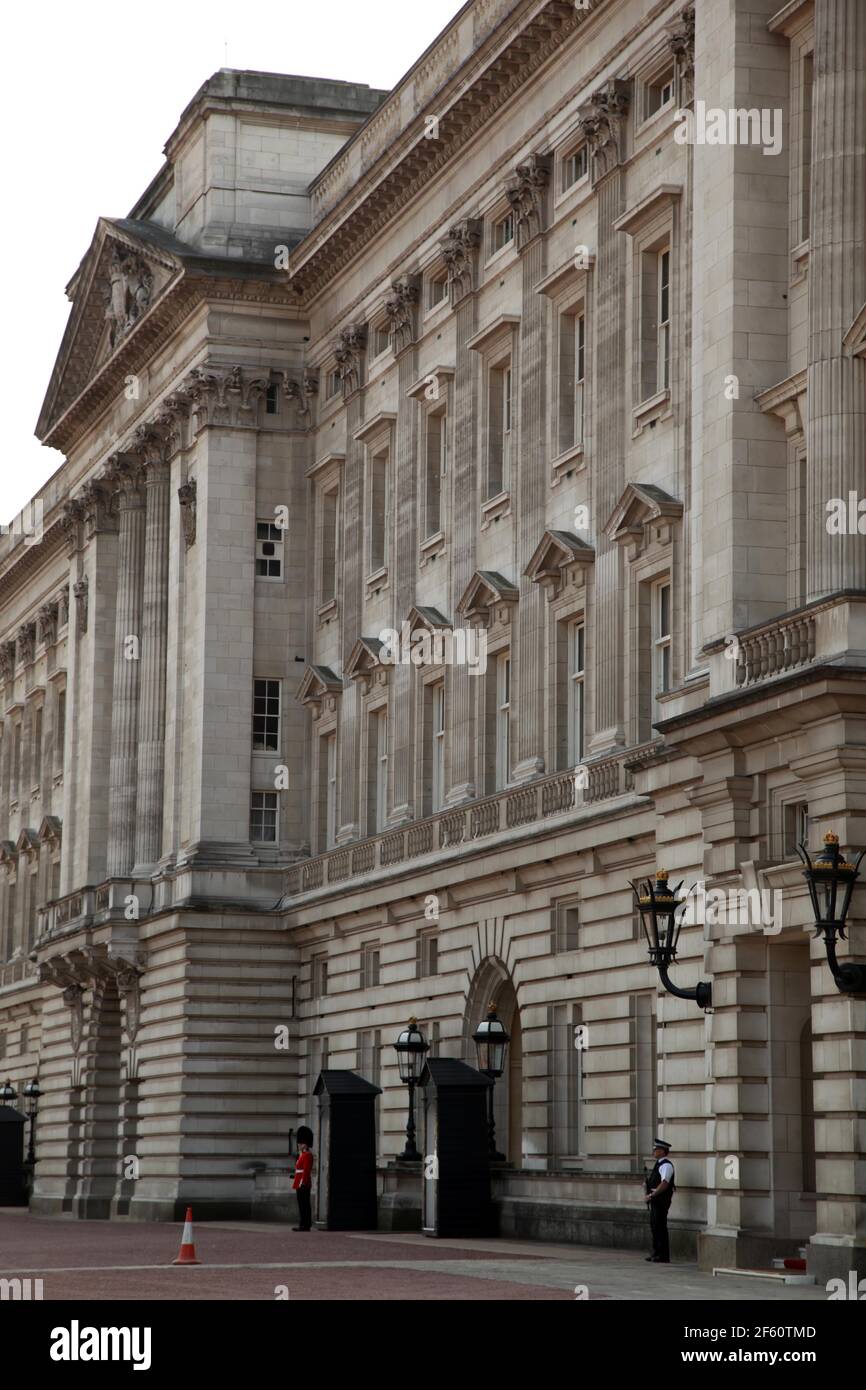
[0,0,863,1281]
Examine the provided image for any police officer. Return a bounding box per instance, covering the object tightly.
[644,1137,675,1263]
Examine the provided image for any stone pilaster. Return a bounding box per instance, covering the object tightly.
[512,207,549,783]
[336,327,367,843]
[390,343,420,825]
[106,457,146,878]
[444,219,481,803]
[806,0,866,600]
[580,84,629,752]
[133,427,171,873]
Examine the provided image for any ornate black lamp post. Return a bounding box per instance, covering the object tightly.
[23,1078,42,1166]
[394,1018,428,1161]
[0,1079,17,1106]
[473,1002,510,1161]
[630,870,713,1011]
[797,832,866,995]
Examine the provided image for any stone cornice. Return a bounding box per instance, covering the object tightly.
[289,0,601,303]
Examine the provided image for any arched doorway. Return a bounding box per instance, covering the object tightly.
[463,958,523,1164]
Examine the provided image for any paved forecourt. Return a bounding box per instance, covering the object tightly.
[0,1211,830,1301]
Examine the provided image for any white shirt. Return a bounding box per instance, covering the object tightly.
[657,1159,674,1184]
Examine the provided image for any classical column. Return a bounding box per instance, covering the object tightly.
[580,81,630,753]
[133,427,171,873]
[443,219,481,804]
[106,456,146,878]
[509,156,551,784]
[389,292,420,825]
[336,326,367,844]
[806,0,866,600]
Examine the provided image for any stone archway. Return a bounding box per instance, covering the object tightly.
[463,957,523,1164]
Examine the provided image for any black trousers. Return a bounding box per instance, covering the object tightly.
[649,1196,671,1261]
[296,1186,311,1230]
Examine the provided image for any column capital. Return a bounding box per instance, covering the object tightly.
[441,218,482,307]
[505,153,552,250]
[578,78,631,184]
[382,275,421,355]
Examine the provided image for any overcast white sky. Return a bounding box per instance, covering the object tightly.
[1,0,466,524]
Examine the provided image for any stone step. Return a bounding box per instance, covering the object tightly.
[713,1266,815,1287]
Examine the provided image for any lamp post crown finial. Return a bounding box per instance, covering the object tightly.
[824,831,839,845]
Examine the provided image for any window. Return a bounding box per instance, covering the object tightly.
[640,245,672,401]
[250,791,278,843]
[568,622,585,766]
[558,309,585,454]
[431,682,446,813]
[496,654,510,791]
[32,705,43,788]
[12,725,21,804]
[368,448,389,574]
[361,941,381,990]
[256,522,283,579]
[800,53,814,242]
[326,367,341,399]
[56,689,66,773]
[784,801,809,858]
[551,1003,584,1160]
[265,382,279,415]
[417,930,439,979]
[652,581,672,705]
[487,360,513,498]
[323,733,338,849]
[657,249,671,391]
[492,211,514,253]
[424,409,447,538]
[553,901,580,954]
[311,954,328,1000]
[562,142,588,192]
[320,488,339,604]
[645,66,675,119]
[372,323,391,357]
[374,710,388,833]
[253,679,281,752]
[428,270,448,309]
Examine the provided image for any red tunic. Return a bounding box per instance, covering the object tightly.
[292,1150,313,1190]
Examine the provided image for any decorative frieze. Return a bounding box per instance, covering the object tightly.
[440,218,482,307]
[177,480,197,547]
[578,79,631,183]
[505,154,552,250]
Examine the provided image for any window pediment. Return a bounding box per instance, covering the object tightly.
[406,605,451,636]
[457,570,519,626]
[38,815,62,847]
[604,482,683,558]
[345,637,389,693]
[525,530,595,598]
[298,664,343,718]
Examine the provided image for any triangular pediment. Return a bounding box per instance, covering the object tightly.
[297,663,343,710]
[525,530,595,589]
[457,570,519,621]
[603,483,683,547]
[345,637,387,685]
[38,815,63,845]
[0,840,16,865]
[15,827,40,855]
[37,218,188,449]
[406,605,451,634]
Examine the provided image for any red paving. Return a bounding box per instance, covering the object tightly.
[0,1209,569,1301]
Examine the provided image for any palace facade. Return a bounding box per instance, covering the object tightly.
[1,0,865,1281]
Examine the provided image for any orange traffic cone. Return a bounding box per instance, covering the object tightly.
[171,1207,201,1265]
